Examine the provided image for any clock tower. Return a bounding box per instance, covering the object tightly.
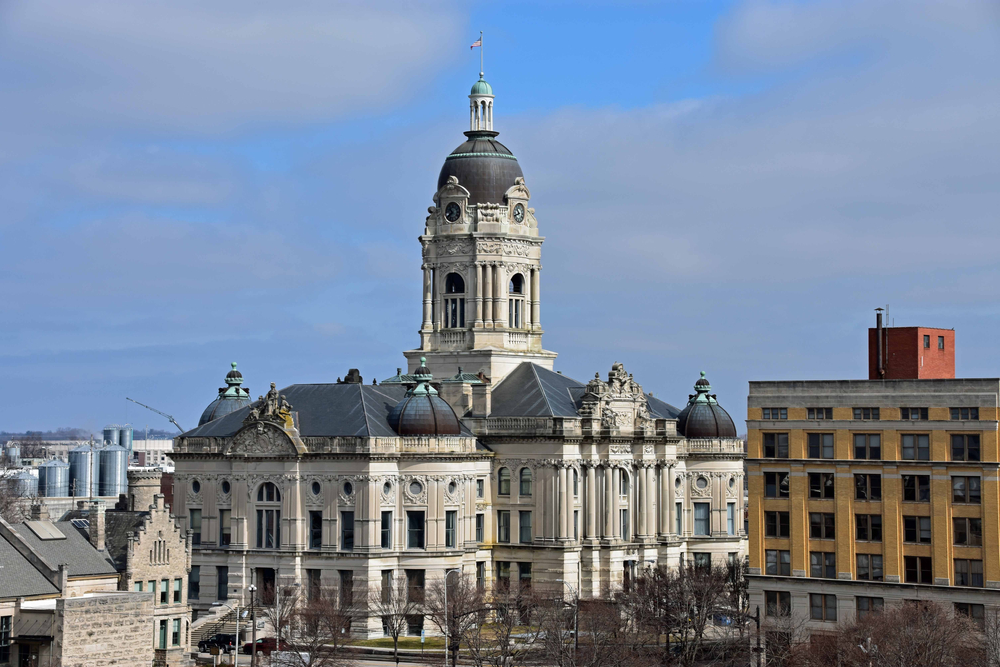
[403,75,557,382]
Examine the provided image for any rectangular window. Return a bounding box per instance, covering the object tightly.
[498,469,510,495]
[255,509,280,548]
[954,517,983,546]
[497,510,510,543]
[810,594,837,621]
[810,552,836,578]
[853,408,880,420]
[765,511,790,538]
[694,503,710,536]
[308,569,321,602]
[938,335,945,349]
[0,616,10,663]
[381,570,393,604]
[519,562,532,590]
[807,433,835,459]
[853,434,881,460]
[574,510,580,540]
[727,503,735,536]
[854,474,882,501]
[903,516,931,543]
[765,590,791,616]
[406,511,425,549]
[173,578,182,603]
[903,474,930,502]
[381,511,392,549]
[475,513,484,542]
[171,618,180,646]
[765,472,790,498]
[189,509,202,546]
[956,603,985,629]
[217,566,228,601]
[496,561,510,589]
[339,570,354,606]
[951,434,981,461]
[809,512,835,539]
[809,472,835,499]
[904,555,933,584]
[901,434,930,460]
[621,509,630,538]
[340,511,354,551]
[762,408,788,420]
[160,579,168,604]
[309,510,323,550]
[675,502,682,535]
[856,554,883,581]
[149,580,156,597]
[857,596,884,619]
[955,559,984,587]
[901,407,929,420]
[219,509,231,546]
[446,297,465,328]
[855,514,882,542]
[134,581,143,592]
[476,562,486,590]
[763,433,789,458]
[158,619,167,649]
[693,552,711,569]
[924,334,931,348]
[445,510,458,548]
[406,615,424,636]
[807,408,833,420]
[950,407,980,420]
[476,479,484,498]
[953,476,981,504]
[765,549,791,576]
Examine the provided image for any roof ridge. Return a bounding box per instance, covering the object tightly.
[358,384,373,436]
[529,364,555,416]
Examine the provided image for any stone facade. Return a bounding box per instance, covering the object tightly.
[53,592,154,667]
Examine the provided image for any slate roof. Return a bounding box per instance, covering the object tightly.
[182,383,474,439]
[0,533,59,599]
[10,521,117,577]
[63,510,148,572]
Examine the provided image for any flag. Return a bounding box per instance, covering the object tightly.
[470,38,482,50]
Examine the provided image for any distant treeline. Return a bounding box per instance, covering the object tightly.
[1,427,179,441]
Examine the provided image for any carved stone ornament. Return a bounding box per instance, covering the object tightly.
[436,238,473,255]
[435,175,471,205]
[725,475,740,499]
[504,176,531,201]
[444,478,462,504]
[609,444,631,456]
[402,476,428,505]
[217,479,232,506]
[186,478,202,507]
[643,444,655,455]
[691,475,712,498]
[477,202,506,224]
[601,408,622,429]
[243,382,294,428]
[381,478,397,506]
[227,421,299,457]
[339,478,356,506]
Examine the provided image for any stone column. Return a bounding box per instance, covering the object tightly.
[586,464,597,539]
[645,466,656,538]
[637,465,646,539]
[530,268,540,330]
[422,265,433,329]
[558,465,568,539]
[523,266,532,329]
[535,466,547,541]
[493,264,505,327]
[474,264,484,327]
[603,464,613,539]
[612,467,621,539]
[483,263,493,327]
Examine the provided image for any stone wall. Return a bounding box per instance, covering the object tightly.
[55,592,153,667]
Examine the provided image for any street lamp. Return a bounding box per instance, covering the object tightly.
[247,584,258,667]
[443,569,460,667]
[555,579,579,666]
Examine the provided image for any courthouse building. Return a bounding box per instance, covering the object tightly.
[172,74,746,635]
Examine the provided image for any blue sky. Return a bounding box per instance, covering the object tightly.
[1,0,999,434]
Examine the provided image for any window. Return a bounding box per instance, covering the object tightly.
[903,474,930,502]
[573,469,579,496]
[134,581,143,592]
[693,553,711,569]
[854,434,881,459]
[854,474,881,501]
[765,550,791,575]
[810,552,836,578]
[694,503,710,536]
[621,509,630,538]
[255,483,281,549]
[955,603,985,629]
[497,510,510,543]
[446,511,458,548]
[149,580,155,597]
[810,594,837,621]
[574,510,580,539]
[808,472,835,499]
[498,468,510,495]
[808,433,835,459]
[189,509,202,546]
[476,479,484,498]
[381,511,392,549]
[951,434,980,461]
[476,562,485,590]
[496,561,510,589]
[406,511,425,549]
[0,616,10,663]
[475,513,484,542]
[953,476,981,504]
[380,570,393,604]
[518,562,532,590]
[171,618,181,646]
[923,334,931,348]
[900,407,929,420]
[444,273,465,328]
[903,516,931,543]
[765,511,790,538]
[901,434,930,460]
[955,559,983,587]
[339,570,354,606]
[158,619,167,649]
[763,433,789,458]
[727,503,736,536]
[951,407,979,420]
[762,408,788,420]
[853,408,880,420]
[257,481,280,502]
[675,502,682,535]
[809,512,835,539]
[339,511,354,551]
[173,578,182,603]
[857,596,884,619]
[855,514,882,542]
[856,554,883,581]
[217,566,228,601]
[904,556,933,584]
[160,579,168,604]
[218,509,231,547]
[938,336,945,349]
[508,274,525,328]
[405,615,424,636]
[954,517,982,546]
[405,569,424,603]
[620,469,630,495]
[765,472,790,498]
[765,590,791,616]
[308,510,322,550]
[808,408,833,419]
[519,468,532,496]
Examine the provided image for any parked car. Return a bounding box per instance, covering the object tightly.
[198,634,237,654]
[242,637,290,656]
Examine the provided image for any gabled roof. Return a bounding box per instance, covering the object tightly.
[63,510,148,572]
[10,521,117,577]
[0,533,58,599]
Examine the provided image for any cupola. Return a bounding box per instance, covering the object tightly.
[676,372,738,439]
[198,362,253,426]
[387,358,462,436]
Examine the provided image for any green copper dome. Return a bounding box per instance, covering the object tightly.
[470,76,493,96]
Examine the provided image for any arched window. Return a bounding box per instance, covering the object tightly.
[573,469,579,496]
[620,470,629,496]
[519,468,532,496]
[444,273,465,328]
[255,482,281,549]
[508,273,525,329]
[509,274,524,294]
[498,468,511,496]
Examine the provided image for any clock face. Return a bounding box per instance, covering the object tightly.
[445,202,462,222]
[513,203,525,222]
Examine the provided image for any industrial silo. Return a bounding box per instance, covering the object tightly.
[14,470,38,497]
[38,459,70,497]
[68,444,101,497]
[118,425,133,459]
[98,445,128,497]
[4,442,21,467]
[103,425,121,447]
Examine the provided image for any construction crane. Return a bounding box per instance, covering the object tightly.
[126,397,186,434]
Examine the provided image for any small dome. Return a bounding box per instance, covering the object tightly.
[387,362,461,436]
[676,372,738,439]
[471,76,493,96]
[199,362,252,426]
[225,362,243,382]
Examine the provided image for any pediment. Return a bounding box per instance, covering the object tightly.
[226,421,304,457]
[435,175,471,204]
[504,177,530,201]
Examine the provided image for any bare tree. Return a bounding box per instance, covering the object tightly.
[261,581,301,647]
[425,574,488,667]
[0,460,30,524]
[285,585,357,667]
[460,581,541,667]
[367,573,422,667]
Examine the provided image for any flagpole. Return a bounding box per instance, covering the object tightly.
[480,31,484,77]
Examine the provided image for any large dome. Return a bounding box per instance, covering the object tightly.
[199,362,252,426]
[676,372,738,439]
[437,130,524,206]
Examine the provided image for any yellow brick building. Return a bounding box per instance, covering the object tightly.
[747,379,1000,635]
